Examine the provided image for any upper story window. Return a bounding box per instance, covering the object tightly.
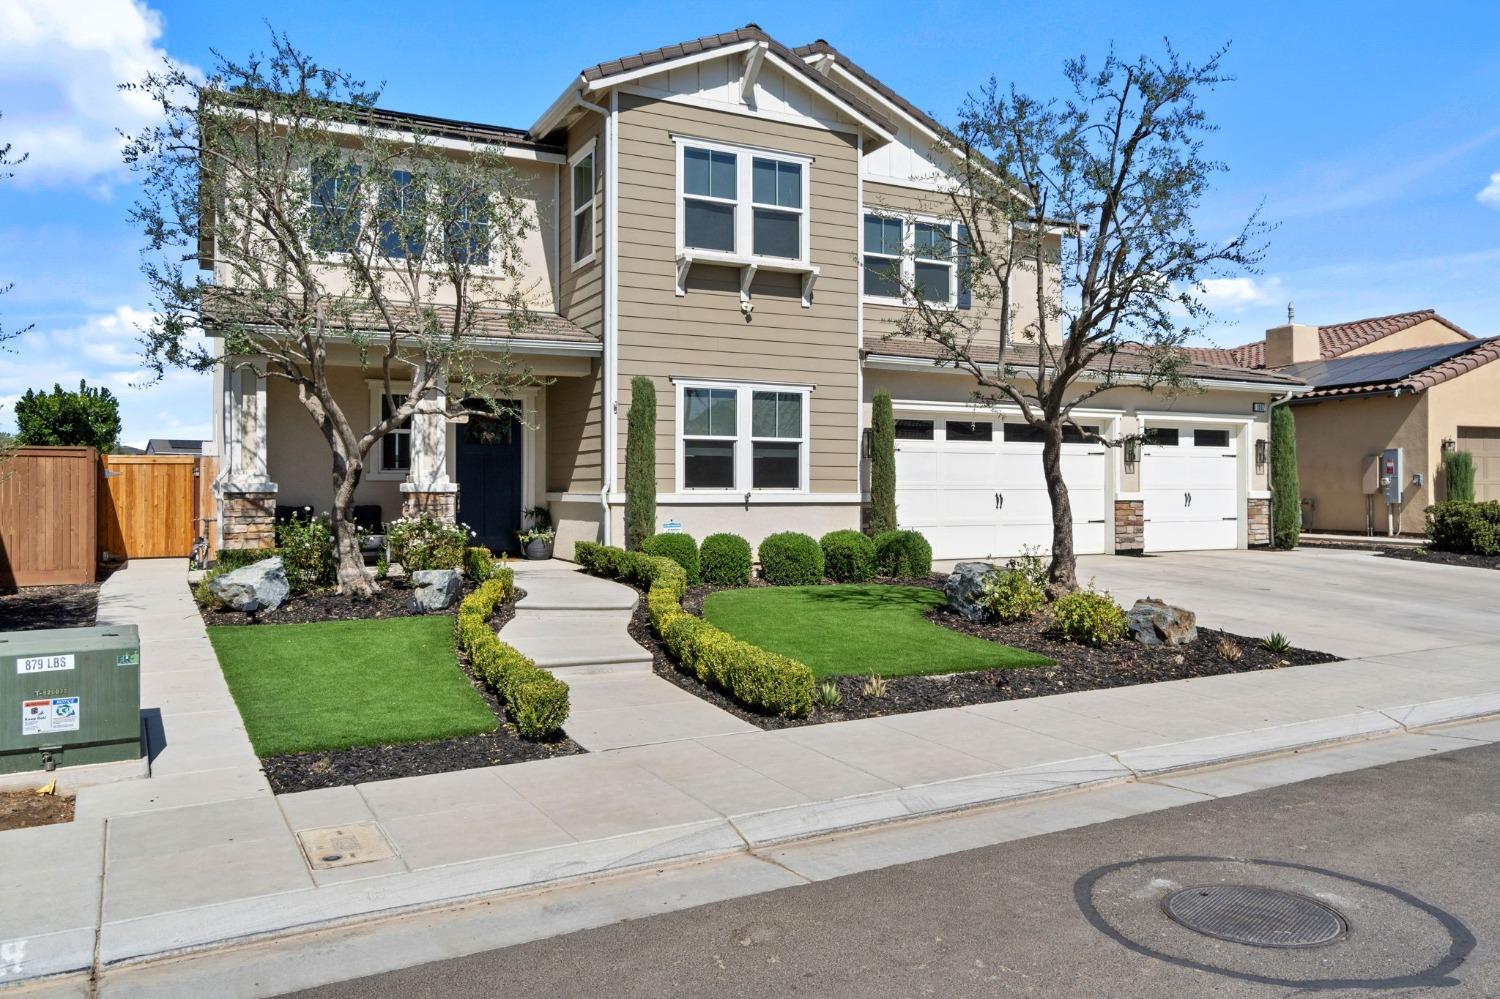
[309,160,362,251]
[445,185,491,266]
[862,214,969,308]
[677,139,810,263]
[379,170,426,260]
[570,143,596,267]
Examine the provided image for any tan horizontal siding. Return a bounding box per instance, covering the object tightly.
[612,91,863,495]
[546,360,603,493]
[559,115,604,340]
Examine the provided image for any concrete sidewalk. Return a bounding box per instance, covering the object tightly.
[3,553,1498,989]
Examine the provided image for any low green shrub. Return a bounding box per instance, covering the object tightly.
[462,546,497,585]
[214,547,278,572]
[699,533,752,586]
[872,530,933,577]
[455,576,568,739]
[1002,545,1050,590]
[577,542,814,717]
[1426,500,1500,555]
[276,517,336,594]
[820,529,876,583]
[642,532,701,584]
[389,514,469,571]
[758,531,824,585]
[980,569,1046,623]
[1051,587,1129,647]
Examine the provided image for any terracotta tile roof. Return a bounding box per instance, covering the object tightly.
[202,289,599,347]
[578,24,893,137]
[1182,309,1476,370]
[1284,336,1500,399]
[864,336,1305,386]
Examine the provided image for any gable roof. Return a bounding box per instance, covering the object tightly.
[558,24,893,140]
[793,39,949,145]
[1183,309,1476,370]
[1281,336,1500,399]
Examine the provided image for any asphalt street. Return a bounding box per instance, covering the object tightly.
[290,742,1500,998]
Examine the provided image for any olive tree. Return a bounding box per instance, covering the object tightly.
[122,34,539,595]
[0,112,28,350]
[883,46,1265,594]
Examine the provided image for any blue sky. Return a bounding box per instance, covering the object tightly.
[2,0,1497,446]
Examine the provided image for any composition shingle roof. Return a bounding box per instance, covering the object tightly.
[576,24,893,137]
[1279,336,1500,399]
[202,289,599,347]
[865,336,1306,387]
[1182,309,1476,370]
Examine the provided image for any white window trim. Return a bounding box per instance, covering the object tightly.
[860,211,958,308]
[569,140,597,270]
[674,379,811,495]
[673,135,813,266]
[366,382,414,480]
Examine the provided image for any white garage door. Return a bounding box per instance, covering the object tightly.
[894,416,1110,561]
[1142,425,1241,552]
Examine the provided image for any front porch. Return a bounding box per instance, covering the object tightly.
[213,343,603,555]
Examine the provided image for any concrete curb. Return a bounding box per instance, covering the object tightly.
[56,697,1499,982]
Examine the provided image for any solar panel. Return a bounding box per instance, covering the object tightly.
[1281,339,1490,390]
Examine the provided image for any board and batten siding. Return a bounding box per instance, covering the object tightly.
[613,91,863,494]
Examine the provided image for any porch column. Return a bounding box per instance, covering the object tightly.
[218,366,278,550]
[399,365,459,522]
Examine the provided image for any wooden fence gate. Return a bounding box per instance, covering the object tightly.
[98,454,204,559]
[0,446,98,587]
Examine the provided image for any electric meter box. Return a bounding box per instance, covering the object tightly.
[0,625,142,775]
[1380,448,1404,504]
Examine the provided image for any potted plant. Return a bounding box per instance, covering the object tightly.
[517,506,556,560]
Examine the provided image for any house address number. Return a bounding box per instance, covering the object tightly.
[16,654,75,674]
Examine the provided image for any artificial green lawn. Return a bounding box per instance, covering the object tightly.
[702,584,1053,679]
[208,616,497,757]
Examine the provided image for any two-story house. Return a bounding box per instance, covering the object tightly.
[209,24,1306,562]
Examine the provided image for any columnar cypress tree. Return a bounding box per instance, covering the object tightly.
[625,375,657,550]
[1442,449,1475,503]
[868,388,897,536]
[1270,404,1301,549]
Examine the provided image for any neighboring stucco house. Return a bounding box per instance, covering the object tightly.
[1187,310,1500,535]
[209,24,1307,561]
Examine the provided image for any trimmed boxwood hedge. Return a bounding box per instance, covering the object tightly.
[700,532,752,586]
[1426,500,1500,555]
[873,529,933,577]
[576,541,814,717]
[820,529,876,583]
[455,568,569,739]
[641,531,701,584]
[758,531,824,585]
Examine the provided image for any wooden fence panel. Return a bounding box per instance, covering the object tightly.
[98,455,197,559]
[0,446,98,587]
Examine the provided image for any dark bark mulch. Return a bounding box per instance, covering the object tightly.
[197,578,471,626]
[0,584,100,631]
[630,576,1340,730]
[1300,539,1500,571]
[0,789,75,831]
[258,588,583,794]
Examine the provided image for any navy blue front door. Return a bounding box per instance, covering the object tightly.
[455,403,523,554]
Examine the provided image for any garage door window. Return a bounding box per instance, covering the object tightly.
[945,420,993,442]
[1145,428,1180,446]
[1193,429,1231,448]
[1003,422,1100,444]
[894,419,933,440]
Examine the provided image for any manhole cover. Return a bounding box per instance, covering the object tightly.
[1163,885,1347,948]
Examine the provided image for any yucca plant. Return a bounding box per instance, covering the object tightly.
[1261,632,1293,655]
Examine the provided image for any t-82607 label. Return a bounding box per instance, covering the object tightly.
[16,653,75,674]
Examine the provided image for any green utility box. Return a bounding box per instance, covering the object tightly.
[0,625,142,775]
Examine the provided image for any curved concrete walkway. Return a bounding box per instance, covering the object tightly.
[501,561,754,751]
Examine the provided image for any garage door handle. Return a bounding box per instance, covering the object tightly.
[1087,518,1105,524]
[1185,491,1193,507]
[1222,516,1237,521]
[995,492,1004,510]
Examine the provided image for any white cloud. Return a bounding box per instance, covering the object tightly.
[1479,172,1500,209]
[1195,276,1285,311]
[0,0,195,193]
[0,305,211,448]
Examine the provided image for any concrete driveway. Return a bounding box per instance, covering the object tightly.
[1077,547,1500,660]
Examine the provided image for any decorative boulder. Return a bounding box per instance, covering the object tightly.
[944,561,999,622]
[209,556,290,613]
[410,569,463,613]
[1127,598,1198,646]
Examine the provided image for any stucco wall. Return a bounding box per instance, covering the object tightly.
[1339,318,1467,357]
[1291,392,1429,534]
[1425,358,1500,502]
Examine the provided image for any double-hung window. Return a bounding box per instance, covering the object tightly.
[309,160,361,252]
[861,214,963,307]
[679,140,809,262]
[378,170,425,259]
[679,382,809,492]
[445,185,491,266]
[378,392,412,474]
[570,144,596,266]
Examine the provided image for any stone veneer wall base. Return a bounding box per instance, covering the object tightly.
[401,489,459,522]
[1248,496,1271,547]
[1114,498,1144,553]
[220,491,277,550]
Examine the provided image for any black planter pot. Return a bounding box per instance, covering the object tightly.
[522,537,555,560]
